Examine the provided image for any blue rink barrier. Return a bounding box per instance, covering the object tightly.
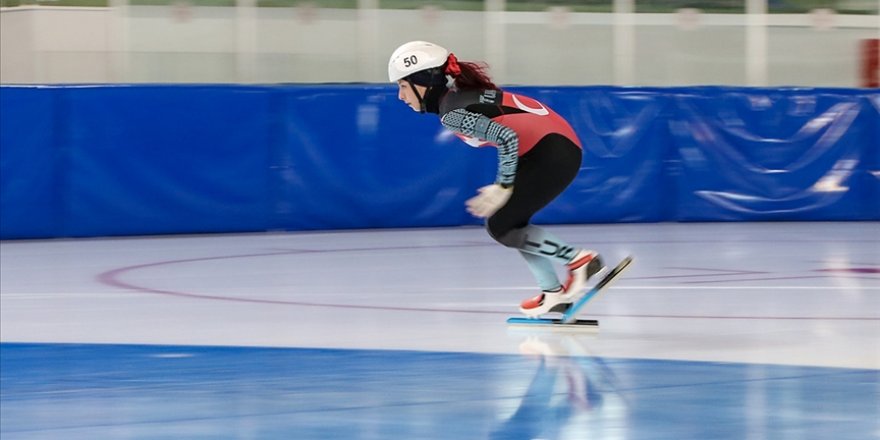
[1,85,878,239]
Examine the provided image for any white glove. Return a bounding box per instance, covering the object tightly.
[466,184,513,218]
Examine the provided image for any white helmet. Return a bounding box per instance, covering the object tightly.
[388,41,449,83]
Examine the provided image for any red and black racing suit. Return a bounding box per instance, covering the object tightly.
[433,88,583,250]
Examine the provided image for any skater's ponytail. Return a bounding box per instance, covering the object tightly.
[447,55,497,91]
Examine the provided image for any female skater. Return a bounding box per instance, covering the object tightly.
[388,41,604,317]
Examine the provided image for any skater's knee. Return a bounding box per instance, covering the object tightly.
[486,219,525,248]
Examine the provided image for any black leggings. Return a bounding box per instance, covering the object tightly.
[486,133,582,243]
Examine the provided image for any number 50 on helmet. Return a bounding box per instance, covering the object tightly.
[388,41,450,83]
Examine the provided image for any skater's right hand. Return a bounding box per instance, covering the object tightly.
[466,184,512,218]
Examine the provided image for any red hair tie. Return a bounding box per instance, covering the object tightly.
[445,53,462,77]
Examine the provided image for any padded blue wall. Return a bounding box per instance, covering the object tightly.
[1,85,877,239]
[1,87,60,238]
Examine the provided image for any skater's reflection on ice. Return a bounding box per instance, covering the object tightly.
[489,335,626,440]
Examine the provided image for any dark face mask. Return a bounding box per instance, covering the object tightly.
[405,67,448,114]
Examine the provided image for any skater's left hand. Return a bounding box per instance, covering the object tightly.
[466,184,512,218]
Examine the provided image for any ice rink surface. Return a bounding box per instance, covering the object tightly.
[2,222,879,439]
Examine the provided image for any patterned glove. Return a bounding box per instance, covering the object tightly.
[466,184,513,218]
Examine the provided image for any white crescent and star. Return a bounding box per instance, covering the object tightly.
[511,94,549,116]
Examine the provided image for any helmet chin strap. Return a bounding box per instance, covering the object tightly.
[406,79,429,113]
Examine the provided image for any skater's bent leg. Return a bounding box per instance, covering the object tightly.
[488,221,580,266]
[485,135,585,265]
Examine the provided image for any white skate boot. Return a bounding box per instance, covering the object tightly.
[519,251,603,317]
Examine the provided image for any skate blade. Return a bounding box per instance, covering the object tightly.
[562,265,613,306]
[537,266,612,315]
[506,317,599,331]
[560,256,633,324]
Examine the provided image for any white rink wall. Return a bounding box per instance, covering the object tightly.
[1,5,878,86]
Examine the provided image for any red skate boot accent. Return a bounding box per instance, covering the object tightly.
[519,289,572,317]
